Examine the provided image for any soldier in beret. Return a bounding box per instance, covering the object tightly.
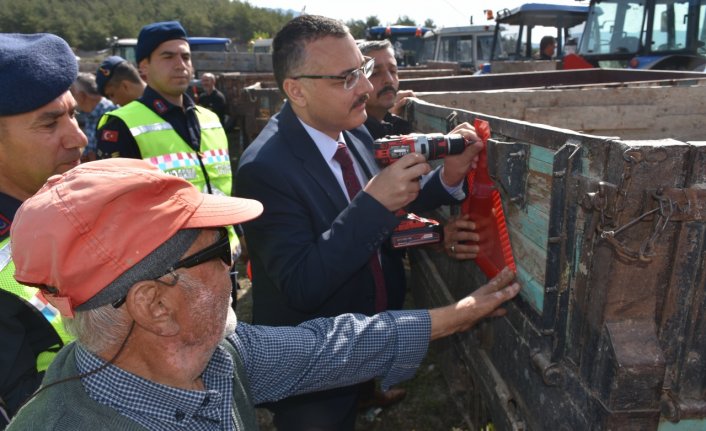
[95,22,244,305]
[0,32,85,428]
[95,56,146,107]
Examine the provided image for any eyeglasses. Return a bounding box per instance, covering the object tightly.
[291,57,375,90]
[112,229,232,308]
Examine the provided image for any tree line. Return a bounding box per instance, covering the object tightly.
[0,0,431,51]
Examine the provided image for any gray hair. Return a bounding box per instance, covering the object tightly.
[357,39,392,55]
[64,303,132,354]
[73,72,100,96]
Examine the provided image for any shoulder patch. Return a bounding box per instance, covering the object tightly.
[101,129,119,143]
[153,99,168,114]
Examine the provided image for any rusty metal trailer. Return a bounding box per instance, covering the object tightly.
[405,90,706,430]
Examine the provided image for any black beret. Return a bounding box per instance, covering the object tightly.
[95,56,126,96]
[136,21,188,64]
[0,33,78,116]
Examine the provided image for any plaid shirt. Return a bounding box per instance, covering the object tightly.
[82,97,117,155]
[76,310,430,431]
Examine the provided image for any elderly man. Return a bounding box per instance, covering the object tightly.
[197,72,228,125]
[6,158,519,430]
[0,32,85,427]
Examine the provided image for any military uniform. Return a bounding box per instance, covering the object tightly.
[0,193,71,427]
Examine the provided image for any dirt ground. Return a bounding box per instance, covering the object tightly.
[234,273,470,431]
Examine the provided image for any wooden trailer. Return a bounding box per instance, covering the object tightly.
[404,95,706,430]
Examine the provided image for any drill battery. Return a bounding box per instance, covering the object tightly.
[390,211,442,249]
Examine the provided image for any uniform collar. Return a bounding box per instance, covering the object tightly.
[139,86,196,115]
[0,191,21,241]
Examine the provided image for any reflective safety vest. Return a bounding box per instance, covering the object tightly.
[99,102,233,196]
[0,238,72,372]
[98,102,241,254]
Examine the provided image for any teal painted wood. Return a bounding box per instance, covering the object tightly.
[529,145,555,176]
[517,264,544,312]
[658,419,706,431]
[507,204,550,251]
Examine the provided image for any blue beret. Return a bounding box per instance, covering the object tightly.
[136,21,188,64]
[96,56,126,96]
[0,33,77,116]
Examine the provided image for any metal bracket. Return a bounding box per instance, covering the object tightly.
[445,111,459,133]
[487,140,529,208]
[582,184,706,263]
[646,188,706,222]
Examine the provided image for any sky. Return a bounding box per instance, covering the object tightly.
[251,0,585,29]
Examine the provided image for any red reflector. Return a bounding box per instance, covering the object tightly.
[461,119,517,279]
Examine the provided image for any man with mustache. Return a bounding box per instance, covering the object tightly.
[358,39,414,139]
[235,14,483,431]
[0,32,85,427]
[357,38,482,406]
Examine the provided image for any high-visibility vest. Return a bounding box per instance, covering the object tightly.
[98,102,233,196]
[0,238,71,372]
[98,101,241,254]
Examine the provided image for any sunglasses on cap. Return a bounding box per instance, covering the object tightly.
[112,228,233,308]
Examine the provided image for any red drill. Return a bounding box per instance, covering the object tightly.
[373,133,467,166]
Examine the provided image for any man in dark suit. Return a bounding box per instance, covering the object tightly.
[235,14,483,431]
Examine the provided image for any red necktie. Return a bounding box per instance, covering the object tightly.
[333,143,387,312]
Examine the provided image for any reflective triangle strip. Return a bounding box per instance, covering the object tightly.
[129,121,174,137]
[29,291,61,323]
[0,240,10,272]
[146,152,201,171]
[201,148,230,165]
[0,241,61,323]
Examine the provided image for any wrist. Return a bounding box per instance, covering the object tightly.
[440,167,463,188]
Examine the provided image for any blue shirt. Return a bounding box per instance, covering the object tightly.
[76,310,430,431]
[82,97,117,155]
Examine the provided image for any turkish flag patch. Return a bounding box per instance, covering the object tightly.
[102,130,119,142]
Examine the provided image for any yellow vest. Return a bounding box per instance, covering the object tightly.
[98,101,241,254]
[98,102,233,196]
[0,237,72,372]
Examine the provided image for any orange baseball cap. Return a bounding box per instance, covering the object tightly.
[10,158,263,317]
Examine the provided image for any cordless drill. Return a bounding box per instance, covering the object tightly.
[373,133,468,248]
[373,133,467,166]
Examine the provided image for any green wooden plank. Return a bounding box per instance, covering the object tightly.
[517,265,544,313]
[529,145,555,176]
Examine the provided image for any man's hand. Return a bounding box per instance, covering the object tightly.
[441,122,484,187]
[364,152,430,212]
[444,214,480,260]
[389,90,415,116]
[429,267,520,340]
